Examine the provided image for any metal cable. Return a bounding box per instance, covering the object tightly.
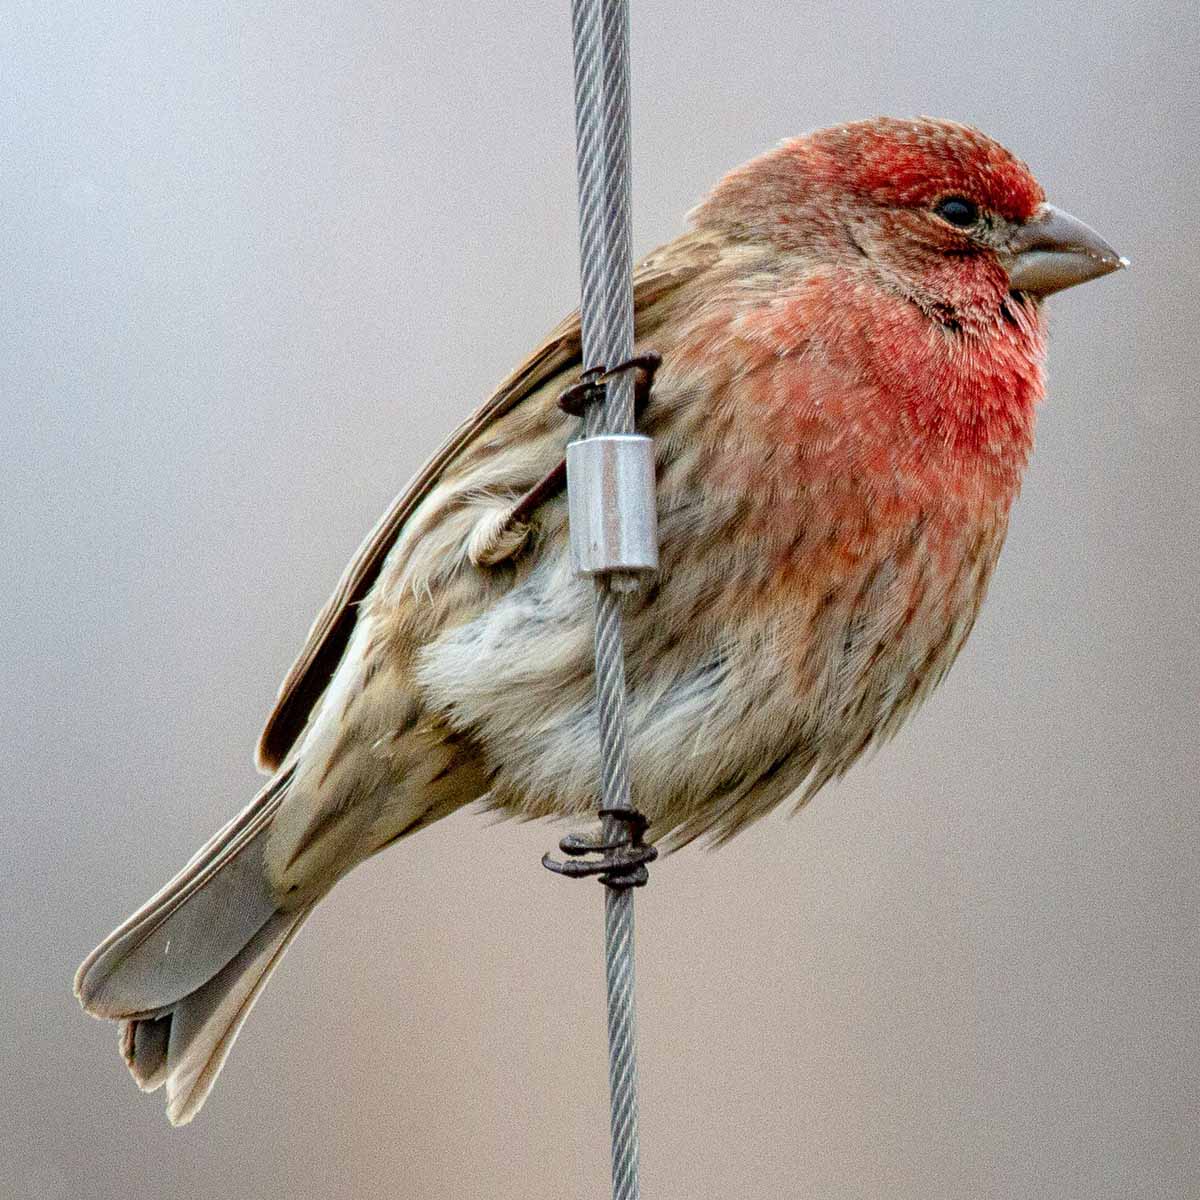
[568,1,643,1197]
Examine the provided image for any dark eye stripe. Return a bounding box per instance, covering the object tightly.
[934,196,980,227]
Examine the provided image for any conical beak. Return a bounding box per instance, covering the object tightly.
[1007,203,1127,297]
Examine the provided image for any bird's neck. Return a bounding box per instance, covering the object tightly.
[679,268,1046,533]
[864,282,1047,508]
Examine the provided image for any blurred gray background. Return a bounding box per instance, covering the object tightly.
[3,2,1196,1198]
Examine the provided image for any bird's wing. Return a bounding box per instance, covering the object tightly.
[256,233,721,772]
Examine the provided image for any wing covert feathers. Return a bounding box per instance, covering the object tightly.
[255,238,720,772]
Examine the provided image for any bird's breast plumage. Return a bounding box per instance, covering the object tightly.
[401,264,1044,846]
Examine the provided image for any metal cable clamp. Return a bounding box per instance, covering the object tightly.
[567,433,658,575]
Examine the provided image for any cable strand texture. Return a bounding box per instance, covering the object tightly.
[569,1,643,1197]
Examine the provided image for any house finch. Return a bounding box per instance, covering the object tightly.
[75,116,1124,1124]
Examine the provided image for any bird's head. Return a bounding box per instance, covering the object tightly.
[692,116,1124,326]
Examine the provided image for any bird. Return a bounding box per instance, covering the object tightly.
[75,116,1124,1125]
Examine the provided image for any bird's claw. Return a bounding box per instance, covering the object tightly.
[557,351,662,418]
[473,351,663,570]
[543,808,658,889]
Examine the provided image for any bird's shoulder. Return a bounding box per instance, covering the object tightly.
[255,230,725,773]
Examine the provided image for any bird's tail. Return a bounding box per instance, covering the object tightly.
[74,769,312,1125]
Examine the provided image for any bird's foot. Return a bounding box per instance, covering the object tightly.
[471,351,662,569]
[542,808,658,889]
[556,351,662,418]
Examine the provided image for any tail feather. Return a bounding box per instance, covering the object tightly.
[75,771,291,1018]
[120,1013,170,1091]
[76,769,310,1123]
[119,904,314,1125]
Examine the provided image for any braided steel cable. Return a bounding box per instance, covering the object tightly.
[568,1,644,1197]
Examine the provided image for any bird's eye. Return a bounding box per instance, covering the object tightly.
[934,196,980,228]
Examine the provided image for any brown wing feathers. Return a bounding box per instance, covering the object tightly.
[255,242,718,773]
